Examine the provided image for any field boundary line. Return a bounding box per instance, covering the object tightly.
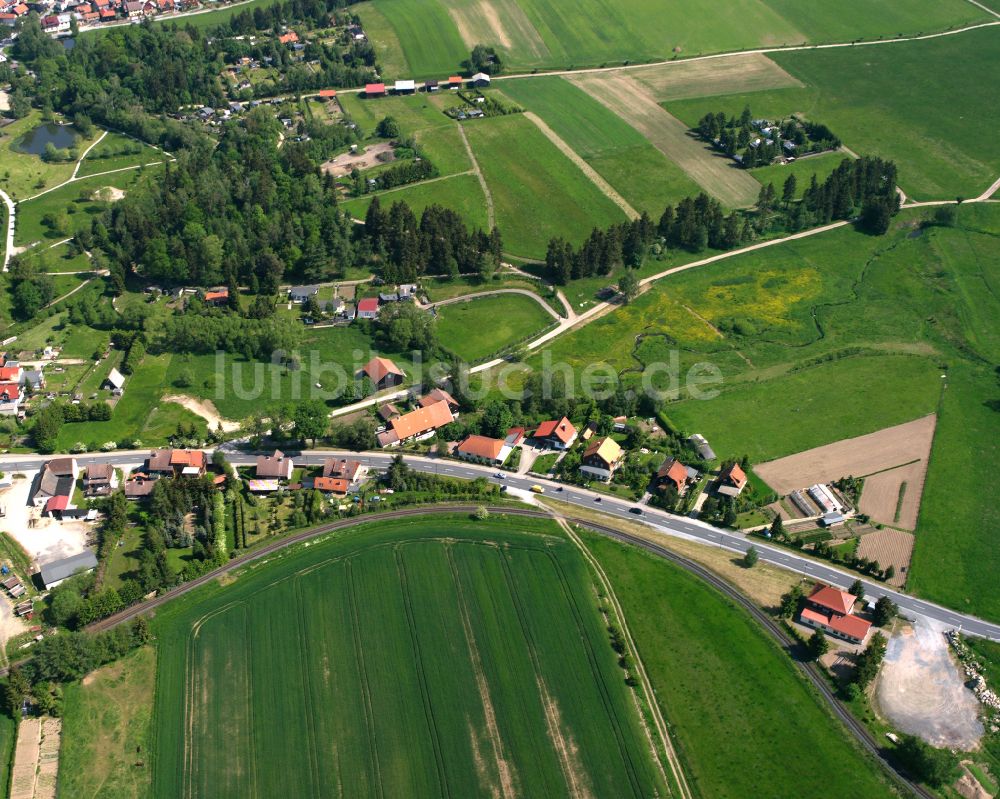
[394,547,452,797]
[542,546,655,798]
[457,122,494,228]
[494,546,588,797]
[558,519,693,799]
[963,0,1000,19]
[446,544,519,799]
[346,559,385,799]
[522,111,640,220]
[857,457,922,479]
[292,579,324,797]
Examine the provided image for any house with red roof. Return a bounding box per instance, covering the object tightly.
[278,30,298,44]
[313,476,349,495]
[376,400,453,448]
[203,287,229,306]
[656,456,697,494]
[357,297,379,319]
[0,383,21,416]
[318,89,337,99]
[418,387,459,413]
[365,83,386,97]
[799,584,871,645]
[532,417,577,450]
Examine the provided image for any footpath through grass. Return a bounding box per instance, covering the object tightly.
[580,527,900,798]
[151,514,669,798]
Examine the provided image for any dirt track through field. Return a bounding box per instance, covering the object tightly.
[628,52,803,101]
[755,414,937,495]
[568,73,761,207]
[522,112,639,219]
[447,0,549,61]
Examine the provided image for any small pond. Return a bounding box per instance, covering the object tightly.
[15,123,79,155]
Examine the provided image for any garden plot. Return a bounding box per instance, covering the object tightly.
[755,414,936,496]
[859,459,927,530]
[856,528,914,588]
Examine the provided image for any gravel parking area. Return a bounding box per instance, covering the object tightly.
[875,618,983,750]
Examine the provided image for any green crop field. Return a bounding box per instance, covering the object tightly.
[342,174,488,230]
[435,293,554,362]
[151,515,670,798]
[465,114,627,257]
[361,0,984,76]
[500,77,702,214]
[581,528,900,798]
[668,28,1000,200]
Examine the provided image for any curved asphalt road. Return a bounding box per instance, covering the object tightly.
[4,448,998,640]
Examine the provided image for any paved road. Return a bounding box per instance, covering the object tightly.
[5,448,999,641]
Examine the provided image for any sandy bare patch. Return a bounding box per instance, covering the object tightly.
[856,528,914,588]
[162,394,240,433]
[522,112,637,219]
[321,142,395,177]
[0,91,10,113]
[755,415,937,495]
[956,765,992,799]
[875,618,983,750]
[568,72,761,208]
[629,53,802,102]
[859,460,927,530]
[92,186,125,202]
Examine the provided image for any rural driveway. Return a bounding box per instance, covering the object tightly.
[0,188,15,273]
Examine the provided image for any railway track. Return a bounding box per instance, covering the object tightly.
[29,504,929,797]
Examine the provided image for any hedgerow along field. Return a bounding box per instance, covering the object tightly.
[667,28,1000,200]
[580,527,900,798]
[360,0,986,75]
[151,515,672,798]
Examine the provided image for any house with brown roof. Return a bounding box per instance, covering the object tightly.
[32,458,78,508]
[717,462,748,497]
[124,476,156,500]
[799,584,871,645]
[84,463,119,497]
[376,400,454,448]
[147,449,206,478]
[656,457,698,494]
[580,437,623,482]
[322,458,367,487]
[361,357,405,391]
[532,417,577,450]
[456,434,511,466]
[256,450,294,481]
[418,387,459,413]
[378,402,401,422]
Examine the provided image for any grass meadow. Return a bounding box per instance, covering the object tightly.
[434,292,555,362]
[668,29,1000,200]
[151,515,670,798]
[499,77,703,214]
[465,114,627,257]
[582,528,900,798]
[342,174,488,229]
[76,132,165,176]
[57,646,156,798]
